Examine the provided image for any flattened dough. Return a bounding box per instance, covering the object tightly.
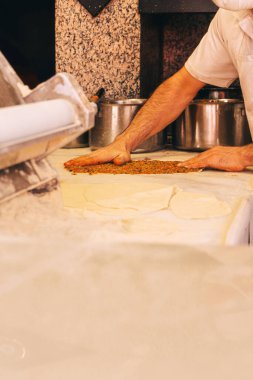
[60,182,175,216]
[169,190,231,219]
[96,187,174,212]
[122,217,178,235]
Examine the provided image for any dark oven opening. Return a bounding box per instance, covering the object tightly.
[139,1,240,99]
[0,0,55,89]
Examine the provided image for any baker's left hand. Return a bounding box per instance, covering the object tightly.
[178,146,249,172]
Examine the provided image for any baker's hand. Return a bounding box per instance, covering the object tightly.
[64,139,131,167]
[178,146,249,172]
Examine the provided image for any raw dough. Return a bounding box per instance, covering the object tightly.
[60,182,175,216]
[122,216,178,235]
[169,190,231,219]
[96,187,174,212]
[60,183,87,209]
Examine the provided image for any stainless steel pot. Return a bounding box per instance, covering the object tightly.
[63,132,89,148]
[173,99,252,151]
[197,87,242,100]
[89,99,165,153]
[64,88,105,148]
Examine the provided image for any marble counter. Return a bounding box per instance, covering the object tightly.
[0,149,253,379]
[1,147,252,247]
[1,237,253,379]
[49,148,253,246]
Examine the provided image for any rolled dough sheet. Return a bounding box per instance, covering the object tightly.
[60,182,175,216]
[169,190,231,219]
[96,187,174,212]
[122,216,179,235]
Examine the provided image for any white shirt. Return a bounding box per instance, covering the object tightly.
[185,9,253,134]
[212,0,253,11]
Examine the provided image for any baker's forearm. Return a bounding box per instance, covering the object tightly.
[116,67,205,151]
[64,68,205,168]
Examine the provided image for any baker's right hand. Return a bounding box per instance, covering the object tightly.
[64,139,131,167]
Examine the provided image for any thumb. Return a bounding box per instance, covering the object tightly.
[113,152,131,165]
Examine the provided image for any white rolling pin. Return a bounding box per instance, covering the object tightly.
[0,99,78,145]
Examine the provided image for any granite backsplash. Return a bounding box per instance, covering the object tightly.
[55,0,141,100]
[56,1,226,100]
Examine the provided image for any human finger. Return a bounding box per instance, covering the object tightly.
[178,157,207,169]
[64,150,114,167]
[113,152,131,165]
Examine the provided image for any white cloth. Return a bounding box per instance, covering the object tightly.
[213,0,253,10]
[185,9,253,134]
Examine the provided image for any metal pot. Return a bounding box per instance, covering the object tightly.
[197,87,242,100]
[63,132,89,148]
[64,88,105,148]
[173,99,252,151]
[89,99,165,153]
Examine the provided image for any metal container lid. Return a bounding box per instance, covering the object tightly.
[102,99,146,106]
[192,99,244,105]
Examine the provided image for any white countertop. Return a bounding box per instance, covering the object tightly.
[48,148,253,246]
[1,239,253,380]
[1,148,253,379]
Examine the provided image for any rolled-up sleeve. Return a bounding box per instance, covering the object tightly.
[185,10,238,87]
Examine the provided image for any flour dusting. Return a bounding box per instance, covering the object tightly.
[0,190,121,244]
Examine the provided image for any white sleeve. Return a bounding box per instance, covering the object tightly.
[212,0,253,11]
[185,10,238,88]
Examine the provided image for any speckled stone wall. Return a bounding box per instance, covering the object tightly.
[162,14,214,80]
[55,0,140,99]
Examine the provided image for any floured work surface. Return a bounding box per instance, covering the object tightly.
[0,159,58,204]
[64,160,199,175]
[60,182,175,217]
[48,148,253,245]
[60,181,232,225]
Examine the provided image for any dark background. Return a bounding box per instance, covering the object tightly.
[139,0,217,13]
[0,0,55,88]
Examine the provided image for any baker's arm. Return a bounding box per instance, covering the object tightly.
[64,67,205,167]
[179,144,253,172]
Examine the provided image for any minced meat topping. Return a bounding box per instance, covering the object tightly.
[64,160,199,175]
